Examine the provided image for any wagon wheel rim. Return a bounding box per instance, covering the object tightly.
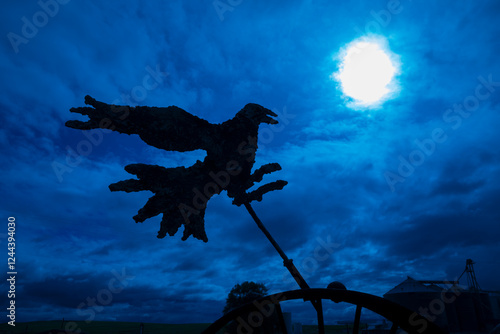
[202,288,447,334]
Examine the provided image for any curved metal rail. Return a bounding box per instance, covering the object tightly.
[202,288,447,334]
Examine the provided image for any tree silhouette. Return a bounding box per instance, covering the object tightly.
[223,281,280,334]
[223,281,268,314]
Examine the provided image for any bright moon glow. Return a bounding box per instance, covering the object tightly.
[335,37,398,107]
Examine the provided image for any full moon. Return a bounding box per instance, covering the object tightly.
[335,37,399,108]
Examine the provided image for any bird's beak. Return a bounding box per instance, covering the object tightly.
[238,103,279,125]
[261,107,278,125]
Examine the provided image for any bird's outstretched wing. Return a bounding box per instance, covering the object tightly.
[109,162,216,242]
[66,95,217,152]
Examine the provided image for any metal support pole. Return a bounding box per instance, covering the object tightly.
[243,202,325,334]
[244,202,309,289]
[353,305,362,333]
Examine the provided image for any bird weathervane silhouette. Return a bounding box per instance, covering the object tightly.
[66,95,287,242]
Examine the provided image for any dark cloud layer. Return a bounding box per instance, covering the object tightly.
[1,0,500,326]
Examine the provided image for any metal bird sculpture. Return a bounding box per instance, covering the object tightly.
[67,97,447,334]
[66,95,287,242]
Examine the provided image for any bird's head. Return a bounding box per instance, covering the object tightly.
[236,103,278,126]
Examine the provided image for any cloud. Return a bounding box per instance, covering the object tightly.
[2,0,500,326]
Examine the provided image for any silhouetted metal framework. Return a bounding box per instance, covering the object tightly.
[202,289,447,334]
[458,258,481,292]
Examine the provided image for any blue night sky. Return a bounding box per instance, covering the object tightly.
[1,0,500,326]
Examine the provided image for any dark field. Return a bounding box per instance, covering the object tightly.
[0,321,367,334]
[0,321,209,334]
